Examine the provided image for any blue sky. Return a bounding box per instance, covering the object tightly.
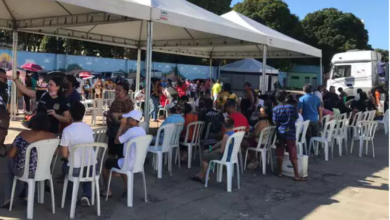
[231,0,389,49]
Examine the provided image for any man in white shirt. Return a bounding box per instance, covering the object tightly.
[61,101,95,207]
[314,85,324,103]
[102,110,146,197]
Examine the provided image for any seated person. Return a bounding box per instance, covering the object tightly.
[199,98,224,137]
[1,113,56,208]
[190,116,235,183]
[102,110,145,197]
[241,107,272,170]
[154,106,185,145]
[181,103,198,141]
[60,101,95,207]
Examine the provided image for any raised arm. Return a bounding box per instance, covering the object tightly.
[12,78,36,98]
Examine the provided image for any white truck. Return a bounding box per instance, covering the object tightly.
[327,50,386,97]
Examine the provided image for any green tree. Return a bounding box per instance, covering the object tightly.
[39,36,65,54]
[188,0,232,15]
[233,0,304,40]
[375,49,389,62]
[302,8,370,69]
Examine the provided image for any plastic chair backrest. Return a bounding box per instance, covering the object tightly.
[104,90,116,100]
[93,128,107,143]
[351,112,362,126]
[299,120,310,143]
[93,98,104,115]
[154,123,176,151]
[21,139,60,181]
[139,122,148,132]
[172,123,184,147]
[256,126,276,149]
[323,120,337,141]
[69,142,107,181]
[369,110,376,121]
[295,121,303,141]
[383,110,389,123]
[360,111,370,121]
[122,135,153,173]
[203,122,212,140]
[358,121,378,139]
[233,126,246,132]
[220,131,245,163]
[163,99,170,109]
[183,121,206,145]
[322,115,331,129]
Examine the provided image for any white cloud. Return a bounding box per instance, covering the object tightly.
[86,62,92,65]
[25,59,35,64]
[41,66,45,69]
[44,58,50,63]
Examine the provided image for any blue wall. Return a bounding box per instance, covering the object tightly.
[0,49,218,80]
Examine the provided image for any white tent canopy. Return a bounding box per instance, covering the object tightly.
[221,58,279,74]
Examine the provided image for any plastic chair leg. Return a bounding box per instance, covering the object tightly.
[91,179,95,206]
[106,170,113,201]
[217,164,223,182]
[141,171,148,203]
[9,178,17,211]
[49,178,56,214]
[37,181,44,204]
[168,150,173,176]
[236,163,240,189]
[226,164,232,192]
[244,149,249,171]
[95,178,101,216]
[238,150,244,174]
[324,142,329,161]
[27,180,36,219]
[371,140,375,158]
[261,151,266,175]
[61,178,68,208]
[157,152,163,179]
[359,139,363,157]
[204,163,212,188]
[127,173,134,207]
[350,138,355,154]
[187,145,193,169]
[365,140,369,155]
[70,180,80,219]
[198,145,203,167]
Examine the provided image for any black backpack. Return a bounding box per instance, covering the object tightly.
[207,111,224,134]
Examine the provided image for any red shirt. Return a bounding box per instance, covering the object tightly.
[176,85,187,98]
[229,112,249,131]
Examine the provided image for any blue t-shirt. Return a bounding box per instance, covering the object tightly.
[67,89,81,103]
[226,130,235,162]
[298,93,321,122]
[161,114,184,126]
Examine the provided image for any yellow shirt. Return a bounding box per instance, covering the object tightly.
[211,83,222,95]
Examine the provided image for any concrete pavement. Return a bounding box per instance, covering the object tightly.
[0,116,388,220]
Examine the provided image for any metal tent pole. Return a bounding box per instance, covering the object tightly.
[10,31,18,120]
[319,57,323,86]
[143,21,153,128]
[209,58,213,81]
[136,48,141,92]
[262,45,268,94]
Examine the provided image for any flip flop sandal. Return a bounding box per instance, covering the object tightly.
[293,177,307,182]
[190,175,205,184]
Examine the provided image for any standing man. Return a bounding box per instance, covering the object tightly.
[211,79,222,102]
[273,91,305,181]
[241,82,256,121]
[323,86,339,111]
[298,84,322,154]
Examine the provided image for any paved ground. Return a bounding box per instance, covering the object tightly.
[0,116,388,220]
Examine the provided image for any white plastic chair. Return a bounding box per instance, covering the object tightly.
[332,119,349,156]
[309,120,337,161]
[93,128,107,143]
[204,131,245,192]
[377,109,389,134]
[244,126,276,174]
[91,98,106,125]
[172,123,184,169]
[360,111,370,121]
[148,124,176,178]
[319,115,331,136]
[233,126,246,174]
[297,120,310,155]
[350,121,378,158]
[106,135,153,207]
[347,111,362,140]
[180,121,206,169]
[9,139,60,220]
[158,99,170,119]
[368,110,376,121]
[61,142,107,219]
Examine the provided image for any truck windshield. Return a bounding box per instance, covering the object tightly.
[332,65,351,79]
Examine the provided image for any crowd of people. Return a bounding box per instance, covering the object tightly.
[0,67,387,211]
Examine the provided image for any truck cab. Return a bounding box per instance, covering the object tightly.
[327,50,385,97]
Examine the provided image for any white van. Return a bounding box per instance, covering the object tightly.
[327,50,385,97]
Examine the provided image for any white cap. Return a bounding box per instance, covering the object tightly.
[122,110,142,121]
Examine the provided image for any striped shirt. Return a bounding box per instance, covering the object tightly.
[272,104,298,140]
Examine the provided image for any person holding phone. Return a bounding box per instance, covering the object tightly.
[10,75,70,134]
